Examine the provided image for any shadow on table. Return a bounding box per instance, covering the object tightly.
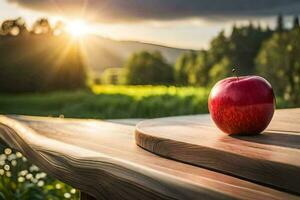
[231,131,300,149]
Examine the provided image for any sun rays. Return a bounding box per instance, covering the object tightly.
[66,19,89,38]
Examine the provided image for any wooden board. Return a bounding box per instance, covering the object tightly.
[135,109,300,195]
[0,115,298,200]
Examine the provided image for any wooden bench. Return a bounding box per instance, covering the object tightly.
[0,109,299,199]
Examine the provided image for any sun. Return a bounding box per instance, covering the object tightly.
[66,20,88,37]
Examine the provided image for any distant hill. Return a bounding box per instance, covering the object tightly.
[82,35,191,73]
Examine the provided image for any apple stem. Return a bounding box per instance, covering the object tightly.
[232,68,239,80]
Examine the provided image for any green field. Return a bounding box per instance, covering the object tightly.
[0,85,210,119]
[0,85,293,119]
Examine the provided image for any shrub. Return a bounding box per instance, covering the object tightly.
[124,51,174,85]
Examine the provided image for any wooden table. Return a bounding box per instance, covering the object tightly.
[0,109,299,200]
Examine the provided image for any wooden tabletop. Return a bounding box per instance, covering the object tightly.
[0,109,299,200]
[136,109,300,195]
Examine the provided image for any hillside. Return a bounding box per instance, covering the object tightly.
[82,35,191,73]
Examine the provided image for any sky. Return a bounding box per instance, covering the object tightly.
[1,0,299,49]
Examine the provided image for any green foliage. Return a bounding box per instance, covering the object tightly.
[192,51,211,86]
[209,57,233,85]
[211,24,272,76]
[174,25,272,87]
[174,51,195,85]
[0,146,79,200]
[101,68,123,85]
[124,51,174,85]
[256,28,300,105]
[0,86,209,119]
[174,50,211,86]
[0,85,295,119]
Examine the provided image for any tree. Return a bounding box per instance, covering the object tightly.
[191,51,211,86]
[209,57,233,85]
[53,21,67,36]
[276,14,284,32]
[101,68,123,84]
[174,51,197,85]
[32,18,52,34]
[204,24,272,86]
[293,15,299,29]
[124,51,173,85]
[256,29,300,104]
[0,17,27,36]
[208,31,229,64]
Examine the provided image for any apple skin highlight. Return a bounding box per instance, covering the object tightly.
[208,76,275,135]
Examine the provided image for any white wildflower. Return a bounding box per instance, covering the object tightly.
[16,152,23,158]
[70,188,76,194]
[64,193,71,198]
[4,164,10,171]
[18,177,25,182]
[37,180,45,187]
[4,148,12,155]
[11,160,17,166]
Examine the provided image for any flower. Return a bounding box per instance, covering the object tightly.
[16,152,23,158]
[8,154,17,161]
[55,183,62,189]
[19,170,28,176]
[0,154,7,161]
[11,160,17,166]
[6,171,11,177]
[26,173,33,179]
[37,180,45,187]
[4,164,10,171]
[64,193,71,198]
[70,188,76,194]
[4,148,12,155]
[18,177,25,182]
[29,165,39,172]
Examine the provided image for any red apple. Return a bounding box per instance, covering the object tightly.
[208,76,275,135]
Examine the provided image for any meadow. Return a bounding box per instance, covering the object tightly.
[0,85,210,119]
[0,85,292,120]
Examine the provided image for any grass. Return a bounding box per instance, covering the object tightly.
[0,85,210,119]
[0,85,294,119]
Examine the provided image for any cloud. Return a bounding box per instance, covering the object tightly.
[8,0,300,23]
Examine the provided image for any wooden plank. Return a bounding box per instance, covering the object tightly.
[0,115,298,200]
[135,108,300,195]
[80,192,97,200]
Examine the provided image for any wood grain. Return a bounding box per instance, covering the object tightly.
[0,115,298,199]
[81,192,97,200]
[135,109,300,196]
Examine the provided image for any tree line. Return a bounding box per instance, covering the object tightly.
[0,17,66,36]
[121,15,300,105]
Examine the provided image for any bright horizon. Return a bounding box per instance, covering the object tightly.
[1,0,298,49]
